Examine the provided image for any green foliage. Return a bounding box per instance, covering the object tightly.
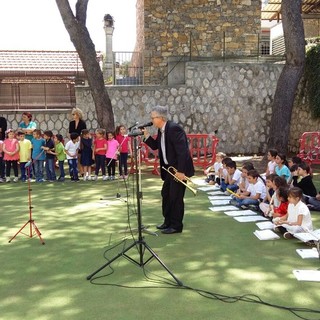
[305,43,320,117]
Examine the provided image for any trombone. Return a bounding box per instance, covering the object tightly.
[162,166,197,196]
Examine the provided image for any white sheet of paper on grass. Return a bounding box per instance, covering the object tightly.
[234,215,268,222]
[296,248,319,259]
[255,221,275,230]
[293,269,320,282]
[253,229,280,240]
[210,199,231,205]
[209,205,239,212]
[224,210,257,217]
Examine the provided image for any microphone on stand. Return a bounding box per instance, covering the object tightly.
[128,122,139,131]
[137,122,153,129]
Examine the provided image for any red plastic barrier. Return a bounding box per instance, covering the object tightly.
[297,132,320,165]
[129,134,219,175]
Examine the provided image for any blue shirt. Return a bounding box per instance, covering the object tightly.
[31,138,45,160]
[19,121,37,141]
[275,165,291,182]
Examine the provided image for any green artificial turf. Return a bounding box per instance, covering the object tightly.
[1,169,320,320]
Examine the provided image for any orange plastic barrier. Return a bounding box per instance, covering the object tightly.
[297,132,320,165]
[129,134,219,175]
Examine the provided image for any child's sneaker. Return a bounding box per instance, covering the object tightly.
[110,176,115,180]
[6,177,11,183]
[13,177,19,182]
[83,176,87,181]
[92,175,98,181]
[87,175,91,181]
[0,178,3,183]
[102,175,108,181]
[283,232,294,239]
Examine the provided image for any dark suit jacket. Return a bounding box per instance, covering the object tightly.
[145,121,194,180]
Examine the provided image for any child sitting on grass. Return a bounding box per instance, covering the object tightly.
[271,186,289,222]
[204,152,226,185]
[274,187,313,239]
[231,169,266,210]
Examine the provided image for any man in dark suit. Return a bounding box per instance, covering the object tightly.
[143,105,194,234]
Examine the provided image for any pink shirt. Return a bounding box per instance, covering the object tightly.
[106,138,119,159]
[3,138,19,161]
[93,138,107,156]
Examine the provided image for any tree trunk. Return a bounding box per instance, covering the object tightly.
[55,0,114,131]
[267,0,305,153]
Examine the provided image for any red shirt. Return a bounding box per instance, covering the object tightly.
[93,138,107,155]
[274,201,288,217]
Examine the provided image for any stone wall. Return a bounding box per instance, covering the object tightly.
[136,0,261,84]
[2,61,320,155]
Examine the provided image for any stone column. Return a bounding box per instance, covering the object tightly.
[103,14,114,83]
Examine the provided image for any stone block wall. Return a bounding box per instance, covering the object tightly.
[2,62,320,155]
[136,0,261,84]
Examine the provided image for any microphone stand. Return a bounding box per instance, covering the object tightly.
[87,132,182,286]
[9,165,45,245]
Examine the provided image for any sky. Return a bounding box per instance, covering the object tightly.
[0,0,136,52]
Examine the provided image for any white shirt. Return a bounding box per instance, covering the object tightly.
[268,160,277,174]
[231,168,242,185]
[65,140,80,160]
[287,200,313,231]
[160,123,168,165]
[246,179,267,200]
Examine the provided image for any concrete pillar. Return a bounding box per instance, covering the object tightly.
[103,14,114,83]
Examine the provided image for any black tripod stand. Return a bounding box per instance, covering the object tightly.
[87,133,182,285]
[9,164,45,245]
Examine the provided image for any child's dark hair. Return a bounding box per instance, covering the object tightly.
[289,164,299,173]
[268,149,278,158]
[277,152,289,167]
[17,131,25,136]
[44,130,53,138]
[222,157,232,165]
[266,173,277,182]
[242,162,254,171]
[273,175,287,188]
[291,156,302,165]
[247,169,259,179]
[70,132,79,141]
[226,160,237,169]
[106,131,115,137]
[288,187,303,199]
[81,129,89,136]
[298,161,312,175]
[33,129,42,136]
[55,134,63,142]
[277,186,289,202]
[115,125,125,136]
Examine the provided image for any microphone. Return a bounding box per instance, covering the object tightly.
[128,122,139,131]
[137,122,153,129]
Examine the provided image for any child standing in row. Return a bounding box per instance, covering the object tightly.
[3,129,19,182]
[105,131,119,180]
[93,128,107,181]
[80,129,93,181]
[42,130,56,182]
[17,131,32,181]
[0,139,3,182]
[54,134,66,182]
[32,129,46,182]
[116,125,132,179]
[65,132,80,182]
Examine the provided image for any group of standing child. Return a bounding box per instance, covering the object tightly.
[0,122,132,183]
[204,149,318,240]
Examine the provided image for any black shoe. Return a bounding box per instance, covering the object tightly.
[156,223,169,230]
[161,227,182,234]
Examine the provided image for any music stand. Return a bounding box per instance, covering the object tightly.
[9,164,45,245]
[87,132,182,285]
